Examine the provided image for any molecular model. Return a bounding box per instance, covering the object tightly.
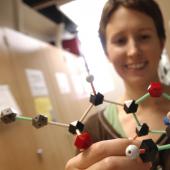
[1,59,170,164]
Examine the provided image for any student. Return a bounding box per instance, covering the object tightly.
[65,0,170,169]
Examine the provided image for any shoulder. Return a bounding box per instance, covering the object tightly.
[84,111,104,135]
[84,109,120,143]
[85,112,101,126]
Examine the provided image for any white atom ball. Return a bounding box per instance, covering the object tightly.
[86,75,94,83]
[125,144,139,159]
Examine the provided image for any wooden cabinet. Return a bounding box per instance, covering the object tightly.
[0,28,92,170]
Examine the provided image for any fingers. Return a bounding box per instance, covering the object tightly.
[65,161,79,170]
[86,156,152,170]
[68,138,140,169]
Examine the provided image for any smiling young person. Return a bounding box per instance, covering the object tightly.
[65,0,170,170]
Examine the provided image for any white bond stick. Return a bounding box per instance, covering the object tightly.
[79,104,93,122]
[76,129,81,135]
[104,99,124,107]
[48,121,69,128]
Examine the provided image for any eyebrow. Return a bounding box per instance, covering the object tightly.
[108,26,155,39]
[112,28,154,37]
[138,27,154,32]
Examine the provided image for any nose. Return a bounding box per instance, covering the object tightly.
[127,39,141,57]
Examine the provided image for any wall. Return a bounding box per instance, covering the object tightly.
[0,28,98,170]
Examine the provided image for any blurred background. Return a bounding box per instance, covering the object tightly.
[0,0,169,169]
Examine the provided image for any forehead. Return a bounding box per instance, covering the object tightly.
[106,6,156,34]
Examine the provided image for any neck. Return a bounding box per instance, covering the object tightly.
[122,74,160,99]
[123,81,150,100]
[121,79,170,109]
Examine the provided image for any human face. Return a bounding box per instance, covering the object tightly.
[106,7,164,85]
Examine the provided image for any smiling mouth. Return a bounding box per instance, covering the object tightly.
[124,61,148,70]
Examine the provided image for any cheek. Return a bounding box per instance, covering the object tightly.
[147,47,162,64]
[107,47,125,66]
[107,52,125,76]
[146,40,163,60]
[110,56,122,67]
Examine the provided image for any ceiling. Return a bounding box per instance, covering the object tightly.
[22,0,77,33]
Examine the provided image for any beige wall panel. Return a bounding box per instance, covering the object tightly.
[2,28,76,170]
[0,30,23,109]
[11,51,75,169]
[0,30,47,170]
[0,122,49,170]
[42,47,97,122]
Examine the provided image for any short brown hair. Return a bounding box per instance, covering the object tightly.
[99,0,166,53]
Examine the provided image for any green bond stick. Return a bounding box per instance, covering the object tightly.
[149,130,166,134]
[135,93,150,104]
[16,116,32,121]
[162,93,170,100]
[132,113,141,126]
[157,144,170,151]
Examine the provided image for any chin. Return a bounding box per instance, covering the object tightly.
[123,67,158,82]
[124,76,152,86]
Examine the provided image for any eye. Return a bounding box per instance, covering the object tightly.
[138,34,151,41]
[111,36,127,46]
[125,144,139,159]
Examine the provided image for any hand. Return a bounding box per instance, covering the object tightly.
[65,138,152,170]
